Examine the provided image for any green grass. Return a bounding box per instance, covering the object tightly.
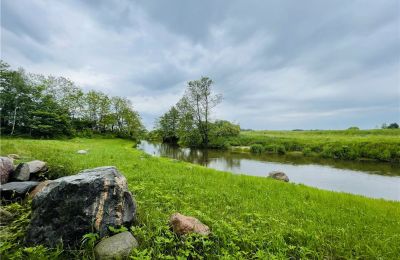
[226,129,400,162]
[1,138,400,259]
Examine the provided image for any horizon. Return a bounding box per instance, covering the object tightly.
[2,0,399,130]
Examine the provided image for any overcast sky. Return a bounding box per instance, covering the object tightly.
[1,0,399,130]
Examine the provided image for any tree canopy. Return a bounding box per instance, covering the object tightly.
[0,61,145,139]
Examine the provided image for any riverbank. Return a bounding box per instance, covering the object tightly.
[1,138,399,259]
[225,129,400,163]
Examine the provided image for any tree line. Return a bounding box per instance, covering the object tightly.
[153,77,240,148]
[0,61,145,139]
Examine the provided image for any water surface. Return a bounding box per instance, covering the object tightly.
[138,141,400,201]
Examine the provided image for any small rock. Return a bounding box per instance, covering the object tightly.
[94,232,138,260]
[268,171,289,182]
[27,160,47,174]
[77,150,88,154]
[169,213,210,236]
[0,181,39,200]
[11,163,31,181]
[28,180,52,199]
[0,208,13,225]
[0,157,14,184]
[8,154,20,160]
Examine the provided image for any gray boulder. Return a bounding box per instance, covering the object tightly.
[0,157,14,184]
[11,163,31,181]
[26,166,136,248]
[94,231,138,260]
[27,160,47,174]
[268,171,289,182]
[0,181,39,200]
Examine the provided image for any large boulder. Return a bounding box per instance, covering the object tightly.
[268,171,289,182]
[169,213,210,236]
[11,163,31,181]
[0,157,14,184]
[26,166,136,248]
[0,181,39,200]
[28,180,52,199]
[94,231,138,260]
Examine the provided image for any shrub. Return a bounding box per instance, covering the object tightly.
[250,144,264,153]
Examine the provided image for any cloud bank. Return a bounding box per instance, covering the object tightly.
[1,0,399,129]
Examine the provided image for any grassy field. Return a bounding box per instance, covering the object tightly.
[226,129,400,163]
[1,138,400,259]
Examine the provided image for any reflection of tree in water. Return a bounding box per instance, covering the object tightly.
[157,144,241,169]
[141,141,399,176]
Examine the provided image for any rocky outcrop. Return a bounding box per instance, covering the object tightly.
[268,171,289,182]
[94,231,138,260]
[11,163,31,181]
[26,166,136,247]
[0,157,14,184]
[0,181,39,200]
[169,213,210,236]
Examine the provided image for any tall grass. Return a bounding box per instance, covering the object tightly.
[227,129,400,162]
[1,138,399,259]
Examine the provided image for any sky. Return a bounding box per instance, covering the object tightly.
[1,0,399,130]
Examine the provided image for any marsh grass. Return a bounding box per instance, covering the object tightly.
[0,138,399,259]
[230,129,400,162]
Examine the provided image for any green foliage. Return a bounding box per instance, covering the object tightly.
[156,77,228,147]
[250,144,264,153]
[0,61,145,140]
[226,129,400,162]
[1,138,399,259]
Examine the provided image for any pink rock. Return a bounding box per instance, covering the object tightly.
[169,213,210,236]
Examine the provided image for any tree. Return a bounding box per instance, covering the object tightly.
[157,106,180,143]
[183,77,222,146]
[387,123,399,129]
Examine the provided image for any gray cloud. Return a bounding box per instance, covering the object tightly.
[1,0,399,129]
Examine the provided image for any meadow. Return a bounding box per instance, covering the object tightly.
[1,138,399,259]
[226,129,400,162]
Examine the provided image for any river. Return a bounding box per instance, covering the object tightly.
[138,141,400,201]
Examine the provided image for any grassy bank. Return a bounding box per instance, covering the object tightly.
[226,129,400,163]
[1,138,399,259]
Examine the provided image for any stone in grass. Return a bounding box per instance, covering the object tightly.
[0,157,14,184]
[94,231,138,260]
[0,208,13,225]
[26,166,136,248]
[7,154,20,160]
[27,160,47,174]
[0,181,39,200]
[268,171,289,182]
[77,150,88,154]
[169,213,210,236]
[11,163,31,181]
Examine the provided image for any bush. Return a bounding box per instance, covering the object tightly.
[250,144,264,153]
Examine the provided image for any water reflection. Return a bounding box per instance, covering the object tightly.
[138,141,400,201]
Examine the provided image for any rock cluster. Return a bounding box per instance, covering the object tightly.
[26,166,136,248]
[0,156,48,200]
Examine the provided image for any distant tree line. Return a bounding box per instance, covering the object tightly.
[0,61,145,139]
[381,123,399,129]
[153,77,240,148]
